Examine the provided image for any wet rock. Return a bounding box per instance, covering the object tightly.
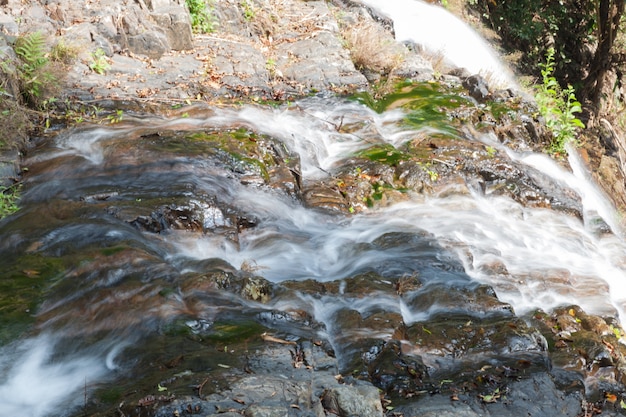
[241,276,272,303]
[0,149,20,187]
[128,198,240,235]
[462,74,490,102]
[302,183,349,213]
[393,372,584,417]
[364,340,429,396]
[405,283,515,317]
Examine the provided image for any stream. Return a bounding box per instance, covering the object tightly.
[2,2,626,417]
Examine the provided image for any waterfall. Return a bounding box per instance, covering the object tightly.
[360,0,517,88]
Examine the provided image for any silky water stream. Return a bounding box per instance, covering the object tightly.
[2,4,626,416]
[1,92,626,416]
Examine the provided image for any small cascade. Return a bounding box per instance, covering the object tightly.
[3,92,626,415]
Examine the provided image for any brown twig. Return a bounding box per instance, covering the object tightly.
[198,377,209,398]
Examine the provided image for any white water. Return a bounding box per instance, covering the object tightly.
[14,94,626,417]
[360,0,517,88]
[4,2,626,416]
[0,335,123,417]
[160,97,626,325]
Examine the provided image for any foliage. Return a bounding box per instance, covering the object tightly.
[90,48,110,75]
[107,109,124,124]
[14,32,55,105]
[186,0,217,33]
[0,184,20,220]
[534,48,585,155]
[468,0,596,86]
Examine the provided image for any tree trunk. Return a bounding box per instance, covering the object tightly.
[582,0,625,125]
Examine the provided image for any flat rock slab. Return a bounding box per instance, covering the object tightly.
[57,0,368,102]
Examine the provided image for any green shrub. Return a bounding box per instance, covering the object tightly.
[534,47,585,156]
[468,0,596,86]
[186,0,217,33]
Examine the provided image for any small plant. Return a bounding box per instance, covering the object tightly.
[0,184,21,219]
[107,109,124,124]
[41,97,57,130]
[241,0,255,20]
[89,48,110,75]
[534,47,585,156]
[341,18,404,75]
[427,169,438,182]
[186,0,217,33]
[49,40,79,65]
[485,145,497,157]
[265,58,277,78]
[14,32,54,105]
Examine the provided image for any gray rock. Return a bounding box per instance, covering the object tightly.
[321,384,384,417]
[0,11,18,34]
[127,31,169,59]
[463,74,491,102]
[244,405,290,417]
[150,7,193,51]
[394,372,586,417]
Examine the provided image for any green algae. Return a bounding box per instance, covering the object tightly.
[207,320,267,343]
[0,254,65,343]
[353,81,471,136]
[357,143,408,166]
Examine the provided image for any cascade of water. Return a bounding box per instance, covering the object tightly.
[162,98,626,324]
[4,4,626,416]
[3,99,626,416]
[359,0,517,88]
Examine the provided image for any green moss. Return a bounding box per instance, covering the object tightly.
[0,184,21,220]
[100,245,127,256]
[356,144,407,166]
[353,81,471,136]
[207,320,266,343]
[488,100,519,121]
[97,386,124,404]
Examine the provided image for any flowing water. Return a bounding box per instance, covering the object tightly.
[360,0,517,88]
[2,3,626,417]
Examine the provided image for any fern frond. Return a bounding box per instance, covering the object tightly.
[15,32,48,70]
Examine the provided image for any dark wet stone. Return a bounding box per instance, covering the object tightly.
[365,340,429,396]
[0,149,20,187]
[302,183,349,213]
[462,74,490,102]
[393,372,585,417]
